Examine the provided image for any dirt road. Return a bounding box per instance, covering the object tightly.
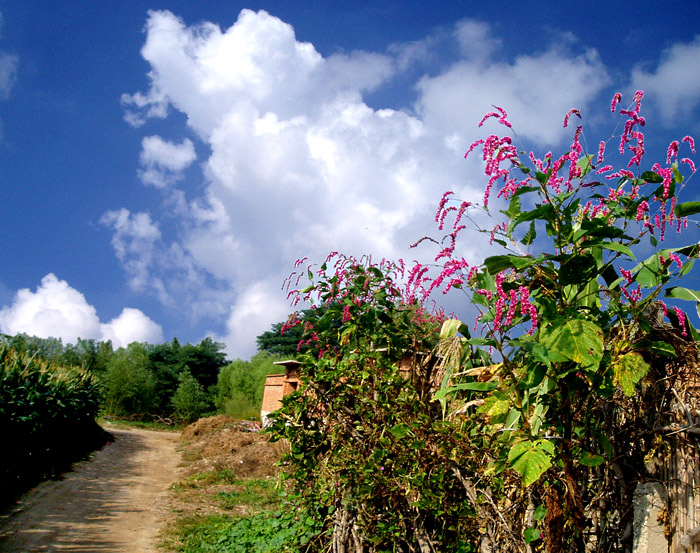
[0,425,181,553]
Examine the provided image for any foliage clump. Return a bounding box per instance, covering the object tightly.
[270,92,700,552]
[0,346,106,505]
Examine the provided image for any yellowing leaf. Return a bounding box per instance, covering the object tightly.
[508,439,555,487]
[613,352,649,396]
[541,319,604,370]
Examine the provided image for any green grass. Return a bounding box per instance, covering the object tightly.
[214,478,279,510]
[176,508,320,553]
[98,416,184,432]
[171,473,321,553]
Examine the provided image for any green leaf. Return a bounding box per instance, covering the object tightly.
[541,319,604,370]
[675,201,700,218]
[641,170,663,183]
[534,504,547,521]
[521,221,537,246]
[560,254,597,286]
[613,352,649,396]
[665,287,700,302]
[512,204,555,229]
[389,423,412,439]
[577,154,595,178]
[508,439,555,487]
[483,254,536,274]
[673,162,684,184]
[513,186,540,198]
[432,380,498,400]
[504,195,522,220]
[524,527,541,544]
[440,319,468,339]
[635,339,677,358]
[534,171,548,184]
[599,241,635,260]
[578,450,605,467]
[680,259,695,277]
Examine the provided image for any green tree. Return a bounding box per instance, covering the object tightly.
[216,351,284,420]
[102,344,157,417]
[149,337,227,412]
[172,368,210,423]
[255,310,320,356]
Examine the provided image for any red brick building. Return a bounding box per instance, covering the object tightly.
[260,360,301,426]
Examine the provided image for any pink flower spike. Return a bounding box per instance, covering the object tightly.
[611,93,622,112]
[632,90,644,111]
[495,106,512,128]
[563,108,581,128]
[681,158,696,172]
[673,306,688,337]
[478,112,500,128]
[668,252,683,269]
[667,141,679,165]
[597,141,606,163]
[682,135,696,153]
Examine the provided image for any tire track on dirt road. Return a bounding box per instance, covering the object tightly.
[0,425,181,553]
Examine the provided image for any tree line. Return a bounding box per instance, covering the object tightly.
[0,325,301,423]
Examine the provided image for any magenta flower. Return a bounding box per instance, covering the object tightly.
[682,135,696,153]
[673,306,688,337]
[563,108,581,127]
[667,141,679,165]
[611,92,622,112]
[681,158,696,172]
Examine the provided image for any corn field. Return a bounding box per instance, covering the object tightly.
[0,346,104,502]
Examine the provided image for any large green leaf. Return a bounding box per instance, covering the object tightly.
[508,439,555,487]
[578,450,605,467]
[641,170,663,183]
[432,380,498,401]
[440,318,469,339]
[599,241,635,260]
[483,254,536,274]
[613,352,649,396]
[521,221,537,246]
[665,287,700,302]
[674,201,700,218]
[559,254,597,286]
[541,319,604,370]
[577,154,594,177]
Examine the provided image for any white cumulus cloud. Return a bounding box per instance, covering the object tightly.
[630,35,700,125]
[113,10,616,358]
[0,274,163,348]
[138,135,197,188]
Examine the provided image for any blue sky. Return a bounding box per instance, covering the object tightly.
[0,1,698,358]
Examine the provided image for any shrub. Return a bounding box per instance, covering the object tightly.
[172,368,211,423]
[0,346,105,503]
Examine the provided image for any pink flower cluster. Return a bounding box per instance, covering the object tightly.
[673,306,688,337]
[490,272,537,335]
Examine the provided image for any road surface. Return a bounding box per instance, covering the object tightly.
[0,425,181,552]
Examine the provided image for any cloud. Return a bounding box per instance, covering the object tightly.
[210,279,290,359]
[100,208,161,291]
[630,35,700,124]
[0,274,163,347]
[0,52,17,100]
[100,307,164,347]
[415,44,609,145]
[138,135,197,188]
[115,10,613,358]
[0,10,18,132]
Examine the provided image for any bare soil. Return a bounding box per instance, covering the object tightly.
[0,424,181,553]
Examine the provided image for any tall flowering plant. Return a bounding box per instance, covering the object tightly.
[408,91,699,549]
[274,255,484,552]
